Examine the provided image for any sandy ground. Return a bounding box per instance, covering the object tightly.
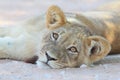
[0,0,120,80]
[0,57,120,80]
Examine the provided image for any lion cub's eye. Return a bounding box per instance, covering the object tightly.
[51,32,59,40]
[68,46,78,53]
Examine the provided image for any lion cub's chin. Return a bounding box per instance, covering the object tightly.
[36,61,90,69]
[36,61,51,69]
[36,60,64,69]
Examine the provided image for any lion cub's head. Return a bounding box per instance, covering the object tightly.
[37,5,111,68]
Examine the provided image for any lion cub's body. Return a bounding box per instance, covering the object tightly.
[0,3,120,68]
[76,11,120,54]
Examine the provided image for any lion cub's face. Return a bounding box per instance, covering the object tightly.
[37,5,111,68]
[39,23,89,68]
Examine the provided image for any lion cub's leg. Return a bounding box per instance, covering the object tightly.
[0,35,37,62]
[0,26,20,37]
[0,37,16,59]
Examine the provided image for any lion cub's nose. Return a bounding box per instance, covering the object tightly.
[45,52,57,63]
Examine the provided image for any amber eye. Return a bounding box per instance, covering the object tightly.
[52,32,59,40]
[68,46,78,53]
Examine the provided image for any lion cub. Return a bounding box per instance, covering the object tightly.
[0,5,120,68]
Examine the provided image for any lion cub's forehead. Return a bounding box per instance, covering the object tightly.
[52,23,87,42]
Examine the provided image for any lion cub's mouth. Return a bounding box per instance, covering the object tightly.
[37,51,58,68]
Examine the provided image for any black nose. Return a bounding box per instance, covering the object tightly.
[45,52,57,63]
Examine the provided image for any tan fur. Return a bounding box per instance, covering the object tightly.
[46,5,66,30]
[0,3,120,68]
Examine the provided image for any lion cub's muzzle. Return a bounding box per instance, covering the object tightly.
[45,52,57,64]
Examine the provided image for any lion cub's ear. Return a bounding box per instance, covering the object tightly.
[46,5,66,30]
[85,36,111,64]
